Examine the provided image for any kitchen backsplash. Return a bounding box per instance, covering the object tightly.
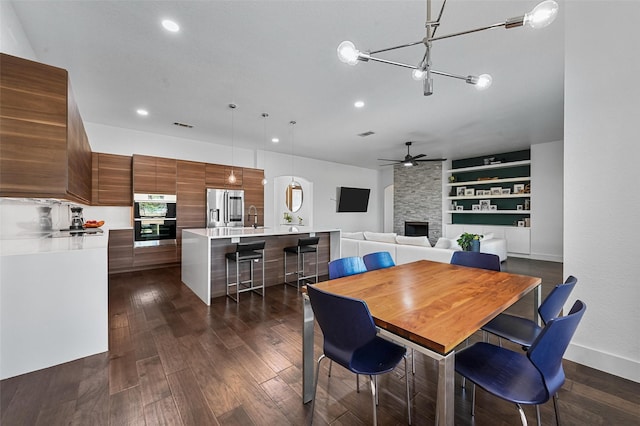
[0,198,132,239]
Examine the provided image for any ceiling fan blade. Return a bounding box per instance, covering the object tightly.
[377,158,400,162]
[379,163,399,166]
[412,154,427,160]
[415,158,447,162]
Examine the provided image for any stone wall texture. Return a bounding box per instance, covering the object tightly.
[394,162,442,244]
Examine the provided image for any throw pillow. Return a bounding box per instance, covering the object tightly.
[434,237,450,249]
[482,233,494,240]
[342,231,365,240]
[363,232,397,243]
[395,235,431,247]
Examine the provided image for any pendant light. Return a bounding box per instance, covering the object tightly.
[289,120,299,188]
[261,113,268,185]
[228,103,237,184]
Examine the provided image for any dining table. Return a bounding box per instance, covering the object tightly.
[302,259,542,426]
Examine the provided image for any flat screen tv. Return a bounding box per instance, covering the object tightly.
[337,187,370,212]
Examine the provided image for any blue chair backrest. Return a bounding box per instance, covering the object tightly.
[528,300,586,397]
[450,251,501,271]
[539,275,578,325]
[328,256,367,279]
[307,285,376,369]
[363,251,395,271]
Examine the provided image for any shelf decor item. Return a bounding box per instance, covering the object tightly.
[513,183,525,194]
[457,233,483,252]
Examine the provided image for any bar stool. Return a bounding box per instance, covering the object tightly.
[283,236,319,289]
[225,240,266,303]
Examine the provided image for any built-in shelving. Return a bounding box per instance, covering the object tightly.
[446,210,530,214]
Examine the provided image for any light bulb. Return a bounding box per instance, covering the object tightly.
[476,74,492,90]
[262,177,267,185]
[412,68,427,81]
[337,41,360,65]
[228,171,236,184]
[524,0,558,29]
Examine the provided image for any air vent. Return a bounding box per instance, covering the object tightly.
[173,122,193,128]
[358,131,375,137]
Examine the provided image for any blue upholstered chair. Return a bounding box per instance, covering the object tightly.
[450,250,501,271]
[482,275,578,347]
[363,251,395,271]
[328,256,367,279]
[455,300,586,426]
[307,285,411,425]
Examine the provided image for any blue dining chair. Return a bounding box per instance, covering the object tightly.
[455,299,586,426]
[307,285,411,425]
[363,251,395,271]
[450,250,501,271]
[482,275,578,348]
[328,256,367,279]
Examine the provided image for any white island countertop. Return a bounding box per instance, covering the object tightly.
[183,226,340,240]
[0,229,109,256]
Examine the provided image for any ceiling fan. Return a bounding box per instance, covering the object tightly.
[378,142,446,167]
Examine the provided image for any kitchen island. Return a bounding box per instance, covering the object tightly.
[0,231,108,379]
[181,226,341,304]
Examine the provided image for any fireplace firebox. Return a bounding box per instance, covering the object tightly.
[404,221,429,237]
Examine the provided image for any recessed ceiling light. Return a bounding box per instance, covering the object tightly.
[354,100,365,108]
[161,19,180,32]
[271,138,279,143]
[136,109,149,116]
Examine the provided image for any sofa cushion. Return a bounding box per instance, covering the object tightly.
[482,232,494,240]
[340,238,360,258]
[396,235,431,247]
[342,231,365,240]
[396,245,456,264]
[363,232,397,244]
[434,237,451,249]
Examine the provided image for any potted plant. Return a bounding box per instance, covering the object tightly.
[457,232,483,252]
[283,212,293,223]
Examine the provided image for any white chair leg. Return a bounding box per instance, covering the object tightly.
[536,404,541,426]
[310,354,326,425]
[553,393,561,426]
[369,375,377,426]
[517,403,528,426]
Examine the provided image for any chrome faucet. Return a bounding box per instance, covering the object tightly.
[248,205,258,227]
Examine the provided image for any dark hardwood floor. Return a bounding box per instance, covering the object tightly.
[1,258,638,425]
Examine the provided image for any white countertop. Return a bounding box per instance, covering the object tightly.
[183,226,340,240]
[0,229,109,256]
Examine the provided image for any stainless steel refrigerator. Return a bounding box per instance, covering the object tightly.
[206,189,244,228]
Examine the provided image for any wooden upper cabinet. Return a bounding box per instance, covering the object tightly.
[177,160,206,228]
[0,53,91,203]
[205,163,242,188]
[133,154,176,194]
[242,168,265,226]
[92,152,132,206]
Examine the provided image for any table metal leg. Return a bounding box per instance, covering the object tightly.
[302,293,315,403]
[436,351,455,426]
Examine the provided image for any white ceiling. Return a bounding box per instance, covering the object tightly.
[11,0,564,169]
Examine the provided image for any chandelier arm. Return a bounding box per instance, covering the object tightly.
[430,69,467,81]
[369,39,426,55]
[429,21,508,42]
[430,0,447,38]
[365,56,417,69]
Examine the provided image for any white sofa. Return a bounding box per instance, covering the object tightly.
[341,231,508,264]
[341,232,457,265]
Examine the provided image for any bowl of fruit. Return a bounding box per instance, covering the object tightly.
[84,220,105,228]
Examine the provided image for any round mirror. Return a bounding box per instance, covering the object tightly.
[285,182,303,212]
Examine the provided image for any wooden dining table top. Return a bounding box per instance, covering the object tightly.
[310,260,541,354]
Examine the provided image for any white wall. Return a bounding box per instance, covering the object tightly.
[530,141,563,261]
[564,1,640,382]
[0,1,37,60]
[261,151,380,232]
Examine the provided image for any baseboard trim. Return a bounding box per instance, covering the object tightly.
[565,342,640,383]
[507,253,563,262]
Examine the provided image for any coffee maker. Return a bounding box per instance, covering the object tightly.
[70,206,85,230]
[37,206,53,231]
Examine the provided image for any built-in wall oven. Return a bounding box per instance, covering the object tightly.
[133,194,177,247]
